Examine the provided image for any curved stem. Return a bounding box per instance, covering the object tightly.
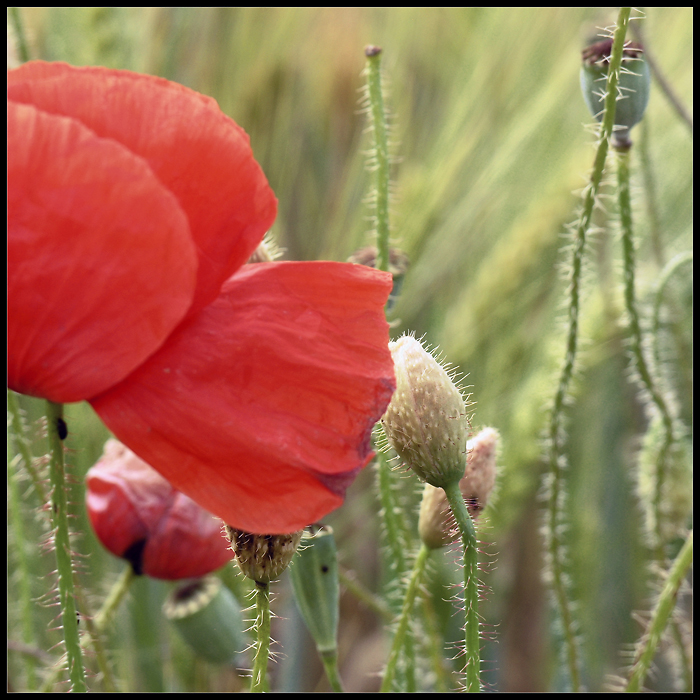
[320,650,345,692]
[617,144,675,557]
[442,480,480,692]
[250,581,271,693]
[545,9,631,690]
[380,543,430,692]
[46,400,87,692]
[626,530,693,692]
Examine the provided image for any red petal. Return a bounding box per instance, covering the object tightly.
[86,440,233,580]
[86,443,172,559]
[143,493,232,580]
[8,100,197,402]
[90,262,396,534]
[8,61,277,317]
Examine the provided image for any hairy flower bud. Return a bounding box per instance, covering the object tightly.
[225,527,303,584]
[419,427,499,549]
[381,335,469,488]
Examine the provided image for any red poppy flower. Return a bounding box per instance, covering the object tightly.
[8,61,395,534]
[86,439,234,580]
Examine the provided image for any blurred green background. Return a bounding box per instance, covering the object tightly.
[8,7,692,692]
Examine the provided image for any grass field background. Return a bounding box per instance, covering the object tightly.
[8,7,692,692]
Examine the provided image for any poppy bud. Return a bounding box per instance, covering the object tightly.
[225,527,303,584]
[381,335,469,488]
[163,576,247,664]
[419,427,499,549]
[580,39,650,145]
[86,439,233,580]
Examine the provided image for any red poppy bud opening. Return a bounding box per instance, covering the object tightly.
[86,439,233,580]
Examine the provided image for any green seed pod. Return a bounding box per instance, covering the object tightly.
[225,527,303,584]
[289,525,339,654]
[381,335,469,488]
[580,39,650,144]
[163,576,246,664]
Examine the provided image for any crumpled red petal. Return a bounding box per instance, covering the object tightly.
[8,61,277,319]
[90,261,396,534]
[8,99,197,402]
[86,440,233,580]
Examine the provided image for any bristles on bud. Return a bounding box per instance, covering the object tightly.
[381,335,470,488]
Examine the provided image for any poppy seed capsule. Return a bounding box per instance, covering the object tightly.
[580,39,650,145]
[225,526,303,584]
[381,335,469,488]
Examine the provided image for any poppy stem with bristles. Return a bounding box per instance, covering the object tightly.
[46,400,87,692]
[365,45,391,276]
[442,479,481,692]
[250,581,271,693]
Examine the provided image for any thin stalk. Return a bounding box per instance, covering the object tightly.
[374,448,415,691]
[250,581,271,693]
[337,566,393,622]
[365,45,391,275]
[617,144,675,558]
[651,251,693,370]
[8,390,49,506]
[45,400,87,692]
[7,450,38,689]
[442,480,480,692]
[320,650,345,692]
[545,8,631,691]
[380,543,430,692]
[625,530,693,692]
[365,45,416,689]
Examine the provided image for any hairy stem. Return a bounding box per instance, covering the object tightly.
[380,543,430,692]
[545,8,631,690]
[442,480,481,692]
[617,144,675,557]
[46,400,87,692]
[365,45,391,275]
[250,581,271,693]
[626,530,693,692]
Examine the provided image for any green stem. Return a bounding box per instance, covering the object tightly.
[45,400,87,692]
[617,144,676,558]
[380,543,430,692]
[337,566,393,622]
[366,45,415,691]
[365,45,391,275]
[320,650,345,692]
[250,581,271,693]
[626,530,693,692]
[545,8,631,691]
[7,442,38,688]
[651,251,692,369]
[375,450,409,574]
[442,481,480,692]
[8,390,49,506]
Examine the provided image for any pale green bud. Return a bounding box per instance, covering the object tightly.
[381,335,469,488]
